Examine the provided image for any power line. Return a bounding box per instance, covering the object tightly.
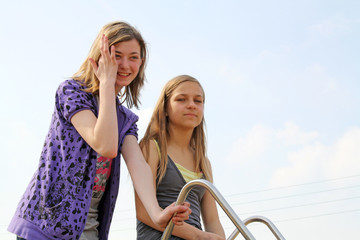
[276,209,360,223]
[224,174,360,198]
[220,196,360,217]
[3,174,359,235]
[223,209,360,230]
[101,175,360,219]
[228,184,360,206]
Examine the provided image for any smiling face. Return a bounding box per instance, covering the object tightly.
[113,39,143,93]
[166,81,204,131]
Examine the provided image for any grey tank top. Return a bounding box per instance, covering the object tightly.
[136,156,206,240]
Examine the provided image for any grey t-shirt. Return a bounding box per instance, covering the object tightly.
[136,157,205,240]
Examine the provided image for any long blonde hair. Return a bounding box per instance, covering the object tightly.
[139,75,213,184]
[72,21,147,109]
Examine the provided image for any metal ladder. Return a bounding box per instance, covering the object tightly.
[161,179,286,240]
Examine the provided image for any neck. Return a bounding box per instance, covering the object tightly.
[115,85,123,96]
[167,126,193,150]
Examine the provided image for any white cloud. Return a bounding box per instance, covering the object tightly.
[326,127,360,178]
[217,62,247,84]
[225,122,320,166]
[277,121,319,145]
[270,127,360,187]
[269,143,330,187]
[309,16,353,35]
[305,63,338,94]
[225,124,273,164]
[223,123,360,188]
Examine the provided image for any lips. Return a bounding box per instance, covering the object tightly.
[118,72,131,77]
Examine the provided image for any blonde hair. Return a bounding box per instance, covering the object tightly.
[73,21,147,109]
[139,75,213,184]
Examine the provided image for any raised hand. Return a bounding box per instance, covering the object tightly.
[89,34,118,88]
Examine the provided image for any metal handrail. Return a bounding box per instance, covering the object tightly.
[228,216,286,240]
[161,179,256,240]
[161,179,286,240]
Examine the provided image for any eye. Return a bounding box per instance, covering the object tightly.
[115,54,121,59]
[130,55,140,60]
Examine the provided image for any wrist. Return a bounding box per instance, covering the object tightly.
[148,205,162,225]
[200,231,214,240]
[99,80,115,91]
[192,228,204,240]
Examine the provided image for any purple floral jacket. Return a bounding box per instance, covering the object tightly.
[8,79,138,240]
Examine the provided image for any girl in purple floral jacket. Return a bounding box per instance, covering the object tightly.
[8,21,191,240]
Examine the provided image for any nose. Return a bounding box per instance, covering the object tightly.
[118,58,129,69]
[187,100,197,109]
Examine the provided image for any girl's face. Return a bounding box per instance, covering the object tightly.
[166,81,204,130]
[113,39,142,92]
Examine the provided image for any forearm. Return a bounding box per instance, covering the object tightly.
[172,223,204,240]
[138,212,203,240]
[70,83,118,158]
[204,219,225,238]
[129,158,161,222]
[93,82,118,157]
[84,33,119,157]
[124,136,161,222]
[201,190,226,238]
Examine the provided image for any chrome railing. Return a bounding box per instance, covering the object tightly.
[228,215,285,240]
[161,179,285,240]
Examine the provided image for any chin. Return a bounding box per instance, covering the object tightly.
[116,80,130,88]
[119,75,136,83]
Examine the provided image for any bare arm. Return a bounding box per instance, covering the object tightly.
[201,163,225,238]
[135,141,222,240]
[123,135,190,228]
[71,35,118,158]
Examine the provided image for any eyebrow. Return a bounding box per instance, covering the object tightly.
[176,93,204,98]
[115,50,140,55]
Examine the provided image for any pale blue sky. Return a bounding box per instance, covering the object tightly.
[1,0,359,239]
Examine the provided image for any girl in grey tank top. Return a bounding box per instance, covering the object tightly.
[136,75,225,239]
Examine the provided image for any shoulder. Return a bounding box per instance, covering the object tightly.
[143,139,160,165]
[56,79,90,98]
[55,79,96,120]
[57,79,84,91]
[118,104,139,122]
[149,139,159,154]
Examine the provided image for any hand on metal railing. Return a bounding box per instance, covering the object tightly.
[161,179,256,240]
[161,179,286,240]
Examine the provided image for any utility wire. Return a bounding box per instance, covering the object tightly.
[225,174,360,197]
[219,196,360,218]
[228,184,360,206]
[223,208,360,230]
[276,208,360,223]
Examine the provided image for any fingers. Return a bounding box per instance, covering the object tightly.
[173,202,191,214]
[100,34,115,61]
[181,202,190,208]
[169,201,190,208]
[110,44,116,62]
[172,217,185,226]
[169,202,192,225]
[100,34,109,57]
[94,34,117,83]
[88,57,98,73]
